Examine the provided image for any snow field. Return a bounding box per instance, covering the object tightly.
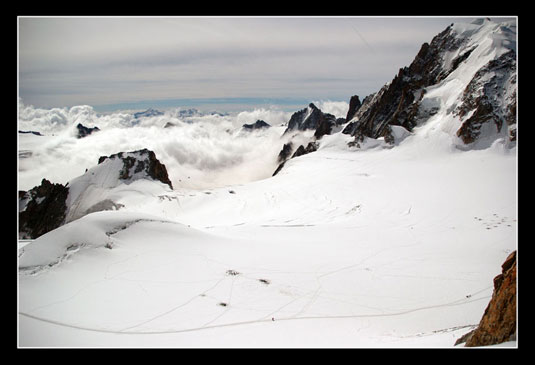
[18,136,516,347]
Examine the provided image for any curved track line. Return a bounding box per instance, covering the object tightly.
[19,295,490,336]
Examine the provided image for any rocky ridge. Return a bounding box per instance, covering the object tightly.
[242,120,271,131]
[18,149,173,239]
[455,250,517,347]
[274,103,342,176]
[342,18,516,148]
[19,179,69,239]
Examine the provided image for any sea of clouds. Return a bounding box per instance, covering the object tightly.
[18,99,349,191]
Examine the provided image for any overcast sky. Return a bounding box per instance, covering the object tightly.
[19,16,502,112]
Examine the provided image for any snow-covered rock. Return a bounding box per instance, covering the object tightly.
[342,18,516,149]
[18,149,173,238]
[19,179,69,239]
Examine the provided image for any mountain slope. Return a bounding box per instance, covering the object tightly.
[19,149,173,239]
[342,18,516,150]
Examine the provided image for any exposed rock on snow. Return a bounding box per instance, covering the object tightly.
[455,49,516,144]
[272,142,294,176]
[456,251,517,347]
[274,102,344,176]
[292,142,319,158]
[18,149,174,238]
[273,141,319,176]
[97,148,173,190]
[19,179,69,239]
[342,18,516,148]
[276,142,294,164]
[284,103,339,136]
[345,95,362,122]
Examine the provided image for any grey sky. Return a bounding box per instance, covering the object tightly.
[18,16,504,111]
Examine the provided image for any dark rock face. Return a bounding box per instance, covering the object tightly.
[283,102,343,141]
[455,251,517,347]
[284,103,337,135]
[341,27,456,141]
[345,95,362,122]
[455,49,516,144]
[272,141,319,176]
[313,115,345,140]
[272,142,294,177]
[341,22,516,147]
[242,120,271,131]
[292,142,318,158]
[276,142,294,164]
[274,102,340,176]
[19,130,43,136]
[98,148,173,190]
[19,179,69,239]
[76,123,100,138]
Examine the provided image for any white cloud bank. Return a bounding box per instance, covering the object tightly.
[18,100,348,191]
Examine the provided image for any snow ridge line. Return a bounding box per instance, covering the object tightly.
[18,294,490,336]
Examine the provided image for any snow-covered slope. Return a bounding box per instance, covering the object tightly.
[343,18,516,150]
[64,149,173,224]
[18,133,516,347]
[18,18,517,348]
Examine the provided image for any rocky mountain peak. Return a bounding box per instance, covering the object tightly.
[97,148,173,190]
[242,120,271,131]
[342,19,516,149]
[19,149,173,239]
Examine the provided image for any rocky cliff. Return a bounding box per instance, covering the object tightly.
[19,179,69,239]
[19,149,173,239]
[283,103,344,138]
[342,18,516,148]
[97,148,173,190]
[455,250,517,347]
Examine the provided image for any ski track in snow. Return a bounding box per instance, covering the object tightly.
[19,289,491,336]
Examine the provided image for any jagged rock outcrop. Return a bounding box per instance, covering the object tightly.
[276,142,293,164]
[19,179,69,239]
[455,251,517,347]
[272,141,319,177]
[274,102,343,176]
[284,103,338,135]
[272,142,294,176]
[342,19,516,148]
[455,49,517,144]
[292,142,319,159]
[345,95,362,122]
[98,148,173,190]
[242,120,271,131]
[76,123,100,138]
[342,25,458,142]
[19,149,174,238]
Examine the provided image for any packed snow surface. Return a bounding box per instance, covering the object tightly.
[18,125,516,347]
